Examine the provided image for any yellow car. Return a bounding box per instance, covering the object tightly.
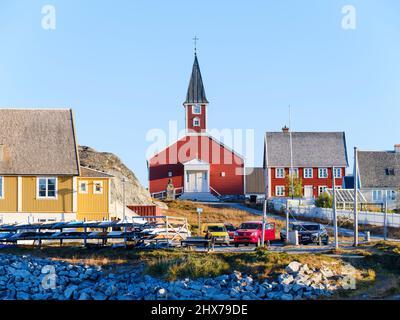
[201,223,230,246]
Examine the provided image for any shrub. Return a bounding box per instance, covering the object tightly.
[315,193,333,208]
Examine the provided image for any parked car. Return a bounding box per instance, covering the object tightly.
[201,223,230,245]
[224,223,237,242]
[233,221,276,247]
[280,222,329,245]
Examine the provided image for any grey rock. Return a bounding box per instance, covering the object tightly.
[64,285,79,300]
[286,262,302,274]
[79,292,91,300]
[280,293,293,301]
[16,291,30,300]
[92,291,107,300]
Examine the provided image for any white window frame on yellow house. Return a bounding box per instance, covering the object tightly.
[79,180,88,194]
[93,181,103,194]
[0,176,4,199]
[37,177,58,199]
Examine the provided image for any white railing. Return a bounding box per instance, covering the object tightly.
[151,187,184,200]
[209,186,222,198]
[286,205,400,228]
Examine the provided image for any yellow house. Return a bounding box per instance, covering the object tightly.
[0,108,112,224]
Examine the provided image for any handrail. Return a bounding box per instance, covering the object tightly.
[151,187,184,200]
[209,186,222,197]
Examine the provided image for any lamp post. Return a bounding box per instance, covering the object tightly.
[353,147,359,247]
[332,166,339,250]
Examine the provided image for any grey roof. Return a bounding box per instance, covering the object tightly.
[264,132,348,168]
[0,109,80,175]
[184,54,208,104]
[358,151,400,188]
[80,166,113,178]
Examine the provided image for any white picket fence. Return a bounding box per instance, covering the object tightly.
[271,199,400,228]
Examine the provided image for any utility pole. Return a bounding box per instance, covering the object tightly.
[286,105,293,245]
[122,177,126,221]
[332,166,339,250]
[122,177,127,248]
[289,105,295,200]
[384,194,388,241]
[353,147,359,247]
[261,200,267,247]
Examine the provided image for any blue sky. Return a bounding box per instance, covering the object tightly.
[0,0,399,186]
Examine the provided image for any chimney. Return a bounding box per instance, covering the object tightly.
[395,144,400,153]
[282,126,289,133]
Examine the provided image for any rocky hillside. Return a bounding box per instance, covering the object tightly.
[78,146,162,217]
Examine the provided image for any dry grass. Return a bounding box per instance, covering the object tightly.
[165,200,285,235]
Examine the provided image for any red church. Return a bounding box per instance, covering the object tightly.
[148,53,244,201]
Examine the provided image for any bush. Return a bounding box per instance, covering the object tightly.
[315,193,333,208]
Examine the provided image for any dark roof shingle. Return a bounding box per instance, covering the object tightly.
[264,132,348,168]
[80,166,113,178]
[358,151,400,188]
[185,54,208,104]
[0,109,80,175]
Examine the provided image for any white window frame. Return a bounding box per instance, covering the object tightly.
[334,167,342,178]
[0,176,3,199]
[168,171,173,177]
[37,177,58,199]
[79,180,88,194]
[192,105,201,114]
[318,168,328,179]
[93,181,104,194]
[373,190,382,202]
[303,168,313,179]
[276,168,285,178]
[193,117,201,127]
[318,186,327,195]
[276,186,285,197]
[388,190,397,201]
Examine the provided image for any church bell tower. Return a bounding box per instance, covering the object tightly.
[183,52,209,134]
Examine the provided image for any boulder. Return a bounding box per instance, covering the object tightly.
[64,285,79,300]
[285,262,302,274]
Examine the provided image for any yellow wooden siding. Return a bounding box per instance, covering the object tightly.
[22,176,73,213]
[77,178,109,221]
[0,176,18,212]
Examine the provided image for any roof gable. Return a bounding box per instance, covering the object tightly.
[0,108,80,175]
[264,132,348,168]
[80,166,113,178]
[358,151,400,188]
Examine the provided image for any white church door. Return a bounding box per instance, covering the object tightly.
[186,171,208,193]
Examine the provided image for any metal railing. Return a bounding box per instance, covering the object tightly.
[151,187,184,200]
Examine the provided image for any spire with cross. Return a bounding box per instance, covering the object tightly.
[193,35,199,55]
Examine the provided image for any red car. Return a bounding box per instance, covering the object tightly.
[234,221,276,247]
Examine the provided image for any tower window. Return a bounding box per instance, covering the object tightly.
[192,105,201,114]
[193,117,201,127]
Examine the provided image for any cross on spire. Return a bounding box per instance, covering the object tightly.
[193,35,199,55]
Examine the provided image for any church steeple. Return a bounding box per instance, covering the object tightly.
[185,53,209,104]
[184,52,209,133]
